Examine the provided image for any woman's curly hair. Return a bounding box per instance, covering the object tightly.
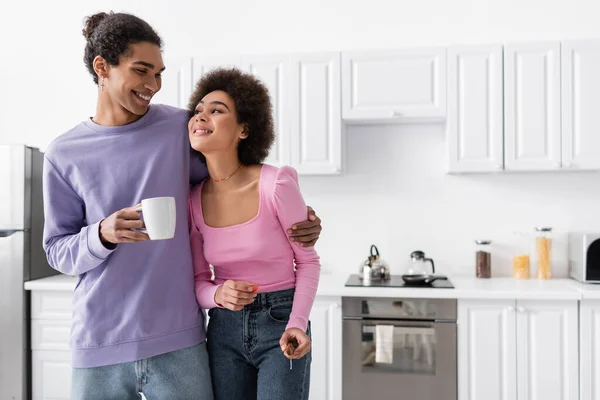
[82,12,162,85]
[187,68,275,165]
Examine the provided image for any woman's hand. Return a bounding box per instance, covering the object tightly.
[286,206,322,247]
[214,280,258,311]
[279,328,311,359]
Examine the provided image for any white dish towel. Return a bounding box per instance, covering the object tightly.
[375,324,394,364]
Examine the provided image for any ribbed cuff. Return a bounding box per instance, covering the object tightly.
[196,283,221,309]
[286,316,308,332]
[86,221,117,260]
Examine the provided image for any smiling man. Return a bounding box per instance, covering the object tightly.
[42,12,322,400]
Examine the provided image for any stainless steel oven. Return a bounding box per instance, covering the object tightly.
[342,297,457,400]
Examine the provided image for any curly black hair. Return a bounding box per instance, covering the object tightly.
[188,68,275,165]
[82,12,162,84]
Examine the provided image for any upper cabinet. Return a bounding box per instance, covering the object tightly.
[504,42,561,171]
[446,45,504,173]
[561,40,600,170]
[342,48,447,122]
[152,57,193,109]
[448,39,600,173]
[156,53,342,175]
[163,40,600,176]
[289,53,342,175]
[241,54,291,168]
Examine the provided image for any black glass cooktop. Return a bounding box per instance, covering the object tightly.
[345,274,454,289]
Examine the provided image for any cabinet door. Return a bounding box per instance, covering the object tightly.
[309,297,342,400]
[580,300,600,400]
[191,56,241,86]
[504,42,561,171]
[289,53,342,175]
[457,300,517,400]
[152,58,193,108]
[242,55,292,167]
[31,350,72,400]
[447,45,504,173]
[342,48,446,121]
[561,40,600,170]
[516,300,578,400]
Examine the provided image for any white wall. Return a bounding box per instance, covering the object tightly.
[2,0,600,277]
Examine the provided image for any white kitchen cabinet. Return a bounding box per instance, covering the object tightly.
[561,40,600,170]
[458,299,579,400]
[191,56,242,85]
[31,350,72,400]
[243,53,342,174]
[504,42,561,171]
[309,296,342,400]
[447,45,504,173]
[458,299,516,400]
[242,54,292,168]
[154,56,241,109]
[342,48,447,122]
[27,288,342,400]
[516,300,578,400]
[579,300,600,400]
[289,53,342,175]
[152,57,193,108]
[159,53,342,175]
[30,291,72,400]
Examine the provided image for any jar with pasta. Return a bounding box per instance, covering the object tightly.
[512,232,531,279]
[534,227,552,279]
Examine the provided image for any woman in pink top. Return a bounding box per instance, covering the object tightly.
[187,68,320,400]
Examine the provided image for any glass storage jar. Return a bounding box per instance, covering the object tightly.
[534,227,552,280]
[475,240,492,278]
[512,232,531,280]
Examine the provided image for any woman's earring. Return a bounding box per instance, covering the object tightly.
[100,78,105,92]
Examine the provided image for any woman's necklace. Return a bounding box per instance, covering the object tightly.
[210,164,244,183]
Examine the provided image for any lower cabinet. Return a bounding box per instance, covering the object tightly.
[458,299,579,400]
[31,350,72,400]
[309,296,343,400]
[580,299,600,400]
[29,290,342,400]
[31,291,72,400]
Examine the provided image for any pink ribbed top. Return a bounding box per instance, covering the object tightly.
[188,164,320,331]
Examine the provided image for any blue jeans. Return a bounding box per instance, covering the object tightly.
[71,342,213,400]
[207,288,311,400]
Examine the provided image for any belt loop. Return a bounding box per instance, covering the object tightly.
[260,292,268,309]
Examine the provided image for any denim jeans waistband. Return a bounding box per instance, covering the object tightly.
[246,288,295,310]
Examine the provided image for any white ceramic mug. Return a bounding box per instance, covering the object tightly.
[134,197,176,240]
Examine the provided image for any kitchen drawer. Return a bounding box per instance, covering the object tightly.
[31,350,72,400]
[31,319,71,351]
[31,291,73,320]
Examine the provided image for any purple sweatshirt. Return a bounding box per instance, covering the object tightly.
[42,104,208,368]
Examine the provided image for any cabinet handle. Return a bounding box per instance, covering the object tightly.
[391,111,403,117]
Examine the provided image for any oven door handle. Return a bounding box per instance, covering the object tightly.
[343,316,455,324]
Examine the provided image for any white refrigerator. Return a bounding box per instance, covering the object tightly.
[0,144,58,399]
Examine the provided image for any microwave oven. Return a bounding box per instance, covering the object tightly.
[569,233,600,283]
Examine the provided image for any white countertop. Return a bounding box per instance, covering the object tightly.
[316,274,584,300]
[567,280,600,299]
[25,273,600,300]
[24,274,78,291]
